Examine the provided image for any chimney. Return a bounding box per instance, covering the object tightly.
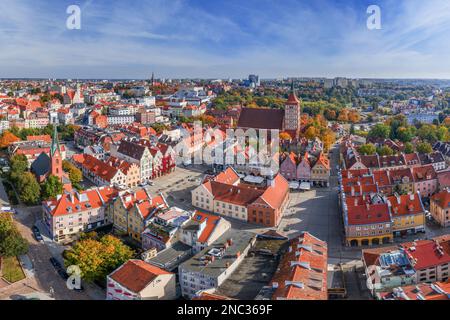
[354,198,358,206]
[351,186,355,197]
[410,193,414,201]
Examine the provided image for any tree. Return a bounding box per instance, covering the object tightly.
[368,123,390,139]
[0,131,20,149]
[279,132,292,141]
[404,142,414,154]
[396,126,415,143]
[377,145,394,156]
[0,213,29,257]
[63,160,82,186]
[358,143,376,155]
[416,142,433,154]
[304,126,317,140]
[9,154,29,183]
[17,173,41,205]
[417,124,438,143]
[64,235,134,283]
[41,175,63,200]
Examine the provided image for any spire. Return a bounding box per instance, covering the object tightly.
[291,79,295,93]
[287,80,300,104]
[51,125,60,157]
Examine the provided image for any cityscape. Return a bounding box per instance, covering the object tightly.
[0,0,449,310]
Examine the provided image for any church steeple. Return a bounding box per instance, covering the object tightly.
[50,125,60,157]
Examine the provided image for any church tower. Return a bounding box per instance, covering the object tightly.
[284,81,301,139]
[50,125,63,180]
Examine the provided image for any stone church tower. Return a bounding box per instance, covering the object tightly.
[50,125,63,181]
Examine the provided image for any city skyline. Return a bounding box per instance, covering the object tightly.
[1,0,450,79]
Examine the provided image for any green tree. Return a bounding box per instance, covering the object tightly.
[368,123,391,139]
[417,124,438,143]
[358,143,377,155]
[9,154,28,182]
[64,235,134,283]
[63,160,82,186]
[416,142,433,154]
[404,142,414,154]
[41,175,63,200]
[377,145,394,156]
[0,213,29,257]
[17,173,41,205]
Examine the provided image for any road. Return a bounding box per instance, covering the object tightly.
[0,204,105,300]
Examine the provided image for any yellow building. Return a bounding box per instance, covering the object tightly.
[110,188,167,242]
[388,192,426,237]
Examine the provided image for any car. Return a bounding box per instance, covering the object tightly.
[32,226,43,242]
[49,257,61,269]
[138,182,147,187]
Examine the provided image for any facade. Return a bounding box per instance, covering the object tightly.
[387,193,426,236]
[107,259,177,300]
[192,167,290,227]
[310,152,331,186]
[430,190,450,227]
[42,186,118,243]
[411,165,438,197]
[72,154,128,187]
[110,188,167,242]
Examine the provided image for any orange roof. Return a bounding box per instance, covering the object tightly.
[72,154,120,182]
[27,135,52,143]
[431,190,450,209]
[314,152,330,170]
[45,187,118,217]
[193,211,222,243]
[120,189,166,219]
[387,193,423,216]
[271,232,327,300]
[260,174,289,209]
[380,281,450,300]
[109,259,172,293]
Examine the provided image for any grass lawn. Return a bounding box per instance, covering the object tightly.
[1,256,26,283]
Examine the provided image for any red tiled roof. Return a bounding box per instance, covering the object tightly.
[346,203,391,225]
[402,238,450,270]
[72,154,120,182]
[271,232,327,300]
[193,211,222,243]
[45,187,118,217]
[437,170,450,189]
[387,193,423,216]
[381,281,450,300]
[431,190,450,209]
[411,165,437,182]
[109,259,172,293]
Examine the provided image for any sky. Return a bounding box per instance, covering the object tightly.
[1,0,450,79]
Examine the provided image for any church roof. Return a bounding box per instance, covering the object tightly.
[31,152,51,177]
[50,125,61,157]
[237,108,284,130]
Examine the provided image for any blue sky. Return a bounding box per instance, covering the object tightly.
[1,0,450,79]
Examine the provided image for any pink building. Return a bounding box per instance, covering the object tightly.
[297,152,312,182]
[412,165,438,198]
[279,153,297,181]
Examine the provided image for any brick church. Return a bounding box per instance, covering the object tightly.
[31,126,72,190]
[236,82,301,140]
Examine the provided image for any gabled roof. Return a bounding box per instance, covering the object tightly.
[109,259,172,294]
[72,154,121,182]
[271,232,327,300]
[411,165,437,182]
[387,193,423,216]
[237,108,284,130]
[31,152,51,176]
[117,139,148,160]
[346,202,391,225]
[45,187,118,217]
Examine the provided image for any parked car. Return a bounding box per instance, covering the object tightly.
[32,226,43,242]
